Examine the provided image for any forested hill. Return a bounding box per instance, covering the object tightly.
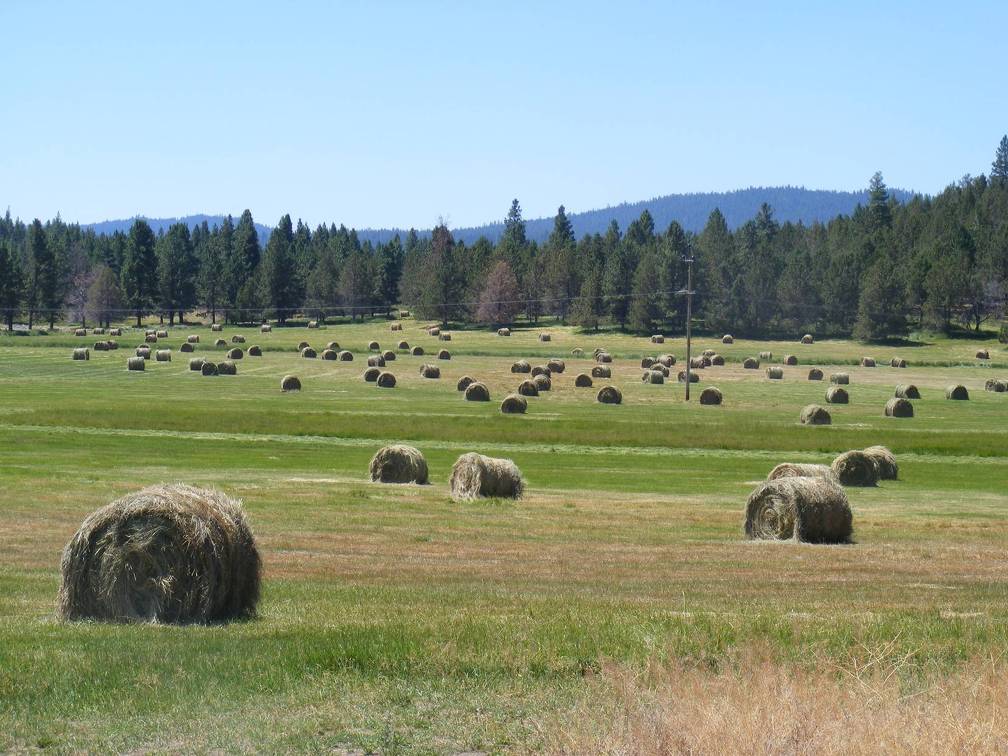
[82,186,915,245]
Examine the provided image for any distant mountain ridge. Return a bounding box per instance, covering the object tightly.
[82,185,917,246]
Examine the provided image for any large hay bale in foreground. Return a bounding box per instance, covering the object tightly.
[500,394,527,414]
[767,463,837,482]
[533,374,552,391]
[248,345,262,357]
[363,367,380,382]
[201,361,219,376]
[807,368,823,381]
[280,374,301,391]
[885,397,914,418]
[766,366,783,380]
[574,373,592,387]
[699,387,723,405]
[517,379,538,396]
[596,386,622,404]
[743,357,759,369]
[825,386,848,404]
[127,357,145,371]
[369,444,428,484]
[449,453,524,501]
[591,365,611,378]
[830,373,850,385]
[546,358,565,374]
[376,371,396,388]
[420,364,440,379]
[864,445,898,480]
[58,484,260,624]
[722,334,734,344]
[511,360,531,374]
[895,384,920,399]
[800,404,831,425]
[155,349,171,362]
[368,355,386,367]
[217,360,237,376]
[946,384,969,400]
[457,375,475,392]
[744,477,851,543]
[72,348,90,361]
[831,450,879,486]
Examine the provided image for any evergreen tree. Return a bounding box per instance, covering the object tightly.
[628,251,662,333]
[0,240,22,330]
[867,171,892,232]
[339,250,372,320]
[120,219,158,326]
[571,268,604,332]
[475,260,521,325]
[156,222,197,324]
[991,135,1008,185]
[86,264,123,329]
[374,236,404,315]
[259,214,298,323]
[602,243,631,329]
[418,223,464,326]
[543,205,578,321]
[228,210,260,320]
[853,253,908,340]
[199,225,226,323]
[304,243,341,320]
[26,219,59,328]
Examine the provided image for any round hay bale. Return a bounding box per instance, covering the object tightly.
[93,341,109,352]
[156,330,168,339]
[300,346,317,359]
[651,364,670,377]
[766,366,783,380]
[382,350,396,361]
[532,374,552,391]
[145,330,157,337]
[497,327,511,336]
[722,334,734,344]
[437,349,451,360]
[500,394,527,414]
[759,351,772,360]
[428,327,440,337]
[831,450,879,486]
[825,386,848,404]
[107,340,119,350]
[145,334,158,344]
[702,349,716,358]
[338,350,353,361]
[217,360,237,376]
[210,324,222,332]
[363,367,381,382]
[72,348,90,360]
[657,355,676,367]
[376,371,396,388]
[410,345,424,356]
[690,357,708,369]
[711,354,725,366]
[568,348,582,358]
[511,360,531,374]
[390,322,402,331]
[456,375,475,392]
[226,347,243,360]
[307,320,319,329]
[187,334,199,344]
[110,328,122,336]
[517,379,539,396]
[367,355,386,367]
[531,365,551,378]
[574,373,592,388]
[231,335,245,344]
[180,342,194,353]
[368,341,380,351]
[57,483,260,624]
[449,452,524,501]
[651,334,665,344]
[215,338,227,348]
[325,341,340,351]
[297,341,310,351]
[596,352,613,363]
[596,386,622,404]
[699,386,723,405]
[248,345,262,357]
[677,370,699,383]
[830,373,850,385]
[397,340,410,351]
[464,381,490,401]
[768,463,837,481]
[539,333,551,342]
[93,328,105,335]
[743,357,760,369]
[946,384,969,400]
[864,445,898,480]
[783,355,797,366]
[642,370,664,384]
[155,349,171,362]
[420,364,440,379]
[135,346,151,359]
[861,357,876,367]
[984,379,1007,393]
[801,334,814,344]
[976,349,990,360]
[890,357,907,368]
[201,361,219,376]
[127,357,145,371]
[546,358,566,374]
[189,358,204,371]
[280,374,301,391]
[398,310,410,318]
[260,324,272,333]
[369,444,428,484]
[641,357,655,369]
[744,477,852,543]
[807,368,824,381]
[591,365,612,378]
[895,384,920,399]
[800,404,831,425]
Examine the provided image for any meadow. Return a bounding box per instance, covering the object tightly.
[1,320,1006,753]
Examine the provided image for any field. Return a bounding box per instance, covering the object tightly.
[1,321,1007,753]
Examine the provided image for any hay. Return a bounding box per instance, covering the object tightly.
[783,355,797,366]
[547,358,566,374]
[93,328,105,335]
[300,347,317,359]
[307,320,319,329]
[699,386,722,405]
[57,483,260,624]
[145,334,158,343]
[411,346,424,356]
[887,400,914,419]
[591,366,612,378]
[744,477,852,543]
[743,357,760,369]
[297,341,310,350]
[890,357,907,368]
[497,327,511,336]
[500,394,527,414]
[94,341,109,351]
[180,342,194,353]
[657,355,675,367]
[225,348,242,360]
[531,365,551,378]
[261,324,272,333]
[363,367,380,382]
[231,335,245,344]
[539,333,551,342]
[398,340,410,350]
[189,358,204,371]
[201,361,218,376]
[368,341,380,351]
[651,334,665,344]
[807,368,824,380]
[156,330,168,339]
[830,373,850,385]
[831,450,879,486]
[985,379,1007,393]
[597,386,622,404]
[127,357,145,371]
[767,463,837,481]
[428,327,440,336]
[155,349,171,362]
[651,364,670,377]
[825,386,848,404]
[799,405,831,425]
[449,452,524,501]
[722,334,734,344]
[210,324,222,332]
[420,364,440,378]
[437,349,451,360]
[690,357,707,369]
[643,369,665,384]
[440,332,452,341]
[895,384,920,399]
[338,350,353,361]
[801,334,814,344]
[517,379,539,396]
[864,445,898,480]
[759,351,772,360]
[702,349,716,358]
[464,381,490,401]
[382,350,396,361]
[390,323,402,331]
[766,366,783,380]
[217,360,237,376]
[946,384,969,400]
[280,374,301,391]
[596,352,613,363]
[368,355,386,367]
[107,340,119,350]
[711,354,725,366]
[325,341,340,351]
[110,328,122,336]
[187,335,199,344]
[677,370,699,383]
[369,444,428,484]
[135,346,151,359]
[574,373,592,387]
[72,348,90,360]
[641,357,655,369]
[511,360,532,373]
[861,357,876,367]
[533,374,552,391]
[215,338,227,347]
[248,345,262,357]
[376,371,396,388]
[976,349,990,360]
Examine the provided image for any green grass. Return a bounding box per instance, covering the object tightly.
[1,320,1006,752]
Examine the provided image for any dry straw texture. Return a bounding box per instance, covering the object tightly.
[58,483,260,624]
[699,386,722,405]
[300,347,316,359]
[743,357,760,369]
[248,345,262,357]
[657,355,676,367]
[574,373,592,387]
[420,364,440,378]
[260,324,271,333]
[325,341,340,351]
[297,341,310,350]
[135,346,150,358]
[367,355,385,367]
[801,333,814,343]
[533,374,552,391]
[390,323,402,331]
[651,334,665,343]
[744,476,852,543]
[885,397,914,418]
[363,367,380,382]
[110,328,122,336]
[546,358,566,374]
[591,366,612,378]
[187,334,199,344]
[767,462,837,482]
[217,360,237,376]
[677,370,699,383]
[511,360,532,373]
[643,370,665,384]
[376,371,396,388]
[231,335,245,343]
[179,342,194,353]
[280,374,301,391]
[517,379,538,396]
[531,365,551,378]
[307,320,318,329]
[807,368,824,380]
[201,361,219,376]
[826,386,849,404]
[831,450,879,486]
[210,324,222,332]
[439,332,452,341]
[397,341,410,350]
[539,333,551,342]
[465,382,491,401]
[456,375,475,392]
[985,378,1007,392]
[799,404,831,425]
[368,341,380,351]
[382,350,396,361]
[861,357,876,367]
[570,347,583,357]
[864,445,898,479]
[596,352,613,363]
[72,348,89,361]
[830,372,850,385]
[710,354,725,366]
[640,357,655,369]
[722,334,733,344]
[976,349,990,359]
[895,384,920,399]
[759,351,772,360]
[155,349,171,362]
[437,349,451,360]
[338,350,353,361]
[500,394,527,414]
[321,349,338,360]
[890,357,907,368]
[946,384,969,400]
[411,346,424,356]
[127,357,145,371]
[227,348,243,360]
[497,327,511,336]
[215,338,226,347]
[597,386,622,404]
[766,366,783,379]
[783,354,797,365]
[369,444,428,484]
[189,358,204,371]
[449,452,524,501]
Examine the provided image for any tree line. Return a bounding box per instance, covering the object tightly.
[2,136,1007,339]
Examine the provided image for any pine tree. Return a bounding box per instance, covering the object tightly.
[419,224,464,327]
[853,252,907,341]
[259,215,297,323]
[375,236,404,315]
[867,171,892,232]
[228,210,260,320]
[475,260,521,325]
[86,265,123,329]
[156,223,196,324]
[543,205,578,321]
[0,240,22,330]
[628,252,662,333]
[120,219,158,326]
[339,250,372,320]
[992,135,1008,185]
[199,226,226,324]
[26,219,58,329]
[571,269,604,332]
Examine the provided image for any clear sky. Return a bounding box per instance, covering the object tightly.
[1,1,1005,230]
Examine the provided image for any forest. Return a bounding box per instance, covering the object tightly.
[1,137,1007,341]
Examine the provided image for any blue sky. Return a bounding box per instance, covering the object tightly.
[1,1,1005,229]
